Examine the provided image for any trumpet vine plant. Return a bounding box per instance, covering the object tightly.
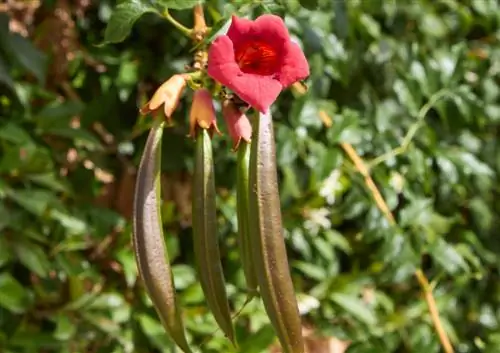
[104,1,309,352]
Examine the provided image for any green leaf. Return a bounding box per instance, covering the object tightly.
[430,239,469,274]
[0,14,47,84]
[0,234,12,267]
[293,261,327,281]
[0,273,32,313]
[7,189,55,216]
[331,292,377,326]
[103,0,159,44]
[157,0,205,10]
[53,315,76,341]
[171,264,196,290]
[0,55,14,90]
[298,0,318,10]
[239,324,276,353]
[14,241,51,278]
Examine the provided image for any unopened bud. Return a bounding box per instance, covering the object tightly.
[140,74,187,121]
[189,89,220,138]
[222,100,252,150]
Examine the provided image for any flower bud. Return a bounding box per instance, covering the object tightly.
[140,74,187,121]
[189,89,221,138]
[222,100,252,150]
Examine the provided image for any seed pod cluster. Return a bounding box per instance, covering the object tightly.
[133,112,304,353]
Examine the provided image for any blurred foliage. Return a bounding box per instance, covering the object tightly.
[1,0,500,352]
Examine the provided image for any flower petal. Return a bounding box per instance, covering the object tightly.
[227,15,253,44]
[278,41,310,87]
[228,15,289,56]
[208,36,283,113]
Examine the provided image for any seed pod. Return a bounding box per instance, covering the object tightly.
[133,121,192,353]
[248,111,304,353]
[192,128,236,344]
[236,140,259,296]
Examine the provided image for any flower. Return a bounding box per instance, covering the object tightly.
[222,100,252,150]
[304,208,331,235]
[140,74,187,121]
[189,89,221,137]
[207,15,309,113]
[319,169,343,205]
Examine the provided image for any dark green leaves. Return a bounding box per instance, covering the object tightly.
[102,0,205,45]
[103,0,159,44]
[157,0,205,10]
[298,0,318,10]
[0,273,32,313]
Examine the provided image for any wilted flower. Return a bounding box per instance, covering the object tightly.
[222,100,252,150]
[207,15,309,113]
[140,74,187,121]
[189,89,221,137]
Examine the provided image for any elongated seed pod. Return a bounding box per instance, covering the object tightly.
[133,121,192,353]
[192,128,236,344]
[236,140,259,296]
[248,111,304,353]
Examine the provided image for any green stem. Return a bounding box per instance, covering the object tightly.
[163,10,192,37]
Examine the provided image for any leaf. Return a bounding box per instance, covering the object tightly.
[14,241,51,278]
[0,273,32,313]
[0,55,14,90]
[294,261,327,281]
[0,14,47,84]
[430,239,469,274]
[103,0,159,44]
[0,122,33,145]
[0,234,12,267]
[7,189,56,216]
[171,264,196,290]
[298,0,319,10]
[53,315,76,341]
[331,292,377,326]
[157,0,205,10]
[239,324,277,353]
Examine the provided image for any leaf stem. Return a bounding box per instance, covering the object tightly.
[163,9,192,37]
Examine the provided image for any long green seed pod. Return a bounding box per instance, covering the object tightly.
[236,140,259,297]
[133,121,192,353]
[192,128,236,344]
[248,111,305,353]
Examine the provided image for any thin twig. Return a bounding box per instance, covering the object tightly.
[319,109,454,353]
[415,269,455,353]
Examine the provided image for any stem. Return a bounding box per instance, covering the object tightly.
[163,10,192,37]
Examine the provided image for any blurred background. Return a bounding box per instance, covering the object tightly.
[1,0,500,352]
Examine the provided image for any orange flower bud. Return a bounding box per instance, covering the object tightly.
[189,89,221,138]
[140,74,187,121]
[222,100,252,150]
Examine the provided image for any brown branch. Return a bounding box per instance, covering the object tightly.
[318,109,454,353]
